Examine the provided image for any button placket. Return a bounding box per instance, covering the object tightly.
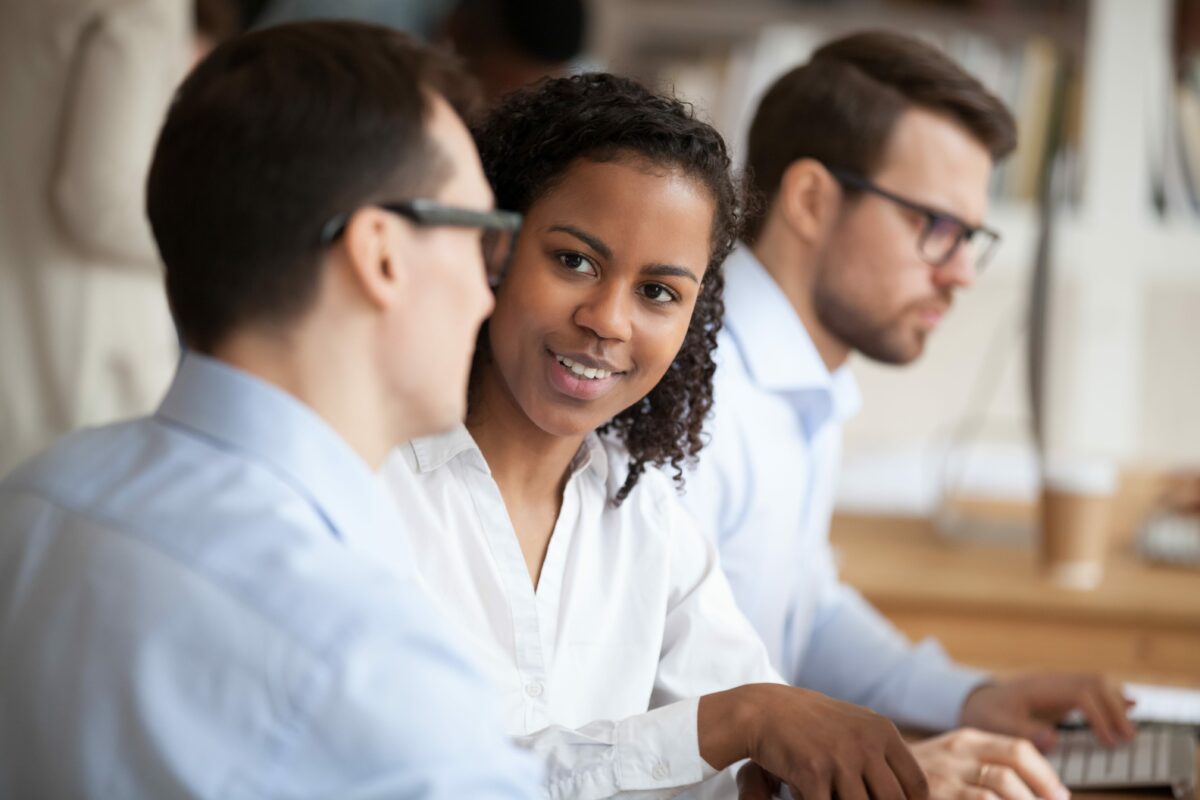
[457,454,551,731]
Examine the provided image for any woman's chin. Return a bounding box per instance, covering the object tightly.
[523,399,612,441]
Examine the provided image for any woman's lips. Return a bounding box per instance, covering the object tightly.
[546,349,624,401]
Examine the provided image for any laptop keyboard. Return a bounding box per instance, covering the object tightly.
[1049,726,1177,787]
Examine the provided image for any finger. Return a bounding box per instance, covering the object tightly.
[1097,682,1137,740]
[865,752,908,800]
[835,770,870,800]
[779,759,830,800]
[1015,721,1057,754]
[1078,689,1119,747]
[978,764,1038,800]
[955,787,1003,800]
[737,763,780,800]
[969,735,1068,800]
[888,742,931,800]
[795,772,830,800]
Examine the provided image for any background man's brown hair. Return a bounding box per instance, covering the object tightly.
[743,30,1018,242]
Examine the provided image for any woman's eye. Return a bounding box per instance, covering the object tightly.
[557,252,596,275]
[640,283,677,304]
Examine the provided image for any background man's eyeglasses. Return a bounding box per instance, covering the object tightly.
[828,169,1001,274]
[320,199,523,286]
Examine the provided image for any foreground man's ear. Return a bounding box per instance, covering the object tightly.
[342,207,405,309]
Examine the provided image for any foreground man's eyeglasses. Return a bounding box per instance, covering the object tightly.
[320,199,523,286]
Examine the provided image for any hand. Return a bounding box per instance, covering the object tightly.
[737,762,780,800]
[960,673,1135,749]
[911,728,1070,800]
[701,683,929,800]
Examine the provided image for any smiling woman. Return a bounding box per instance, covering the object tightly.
[380,73,929,800]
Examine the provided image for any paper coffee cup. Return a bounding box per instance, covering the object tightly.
[1039,458,1118,590]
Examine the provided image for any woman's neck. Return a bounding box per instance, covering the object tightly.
[467,362,586,511]
[467,362,589,589]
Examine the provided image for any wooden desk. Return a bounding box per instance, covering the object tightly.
[829,514,1200,687]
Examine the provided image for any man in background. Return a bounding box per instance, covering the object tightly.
[0,21,537,798]
[684,31,1136,798]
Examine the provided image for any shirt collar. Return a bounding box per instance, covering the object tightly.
[722,244,861,424]
[156,352,399,552]
[409,424,609,483]
[409,424,479,473]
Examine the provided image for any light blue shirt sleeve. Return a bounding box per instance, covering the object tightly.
[687,401,986,732]
[798,558,988,732]
[0,354,541,799]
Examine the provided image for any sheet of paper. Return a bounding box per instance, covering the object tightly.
[1126,682,1200,726]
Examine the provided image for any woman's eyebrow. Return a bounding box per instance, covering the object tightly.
[546,224,612,260]
[546,224,700,284]
[644,264,700,284]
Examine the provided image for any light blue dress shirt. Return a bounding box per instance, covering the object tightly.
[0,353,541,799]
[683,246,987,732]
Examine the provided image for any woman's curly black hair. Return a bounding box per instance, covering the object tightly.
[472,72,744,504]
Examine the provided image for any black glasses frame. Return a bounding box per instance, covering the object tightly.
[319,198,522,246]
[828,169,1001,272]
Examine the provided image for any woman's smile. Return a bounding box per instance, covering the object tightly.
[545,348,626,401]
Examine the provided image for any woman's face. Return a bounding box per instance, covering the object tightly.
[485,156,716,438]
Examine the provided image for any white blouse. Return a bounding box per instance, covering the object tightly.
[382,426,782,799]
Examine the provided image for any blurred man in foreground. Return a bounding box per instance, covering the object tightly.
[0,21,538,799]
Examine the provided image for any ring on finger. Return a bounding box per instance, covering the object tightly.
[977,763,994,786]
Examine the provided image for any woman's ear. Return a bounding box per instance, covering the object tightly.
[340,207,404,309]
[776,158,841,245]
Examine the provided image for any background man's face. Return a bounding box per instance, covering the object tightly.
[815,107,993,365]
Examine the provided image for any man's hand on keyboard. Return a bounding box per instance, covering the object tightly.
[910,728,1070,800]
[960,674,1136,750]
